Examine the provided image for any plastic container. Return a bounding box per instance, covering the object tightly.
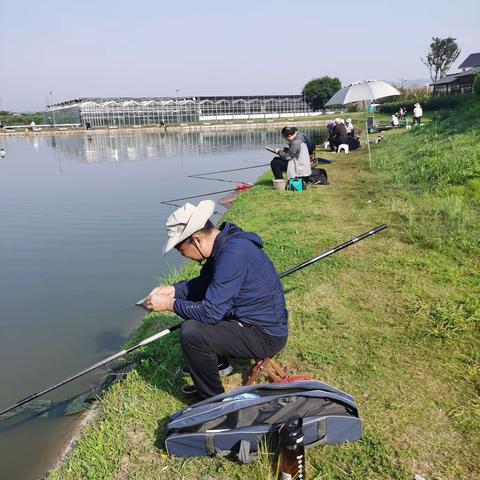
[272,179,287,191]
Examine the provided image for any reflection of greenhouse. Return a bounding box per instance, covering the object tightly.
[49,129,285,163]
[45,96,319,127]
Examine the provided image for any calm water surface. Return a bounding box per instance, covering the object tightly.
[0,127,326,479]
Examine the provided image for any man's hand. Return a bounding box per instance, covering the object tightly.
[148,286,175,298]
[147,292,175,312]
[145,286,175,312]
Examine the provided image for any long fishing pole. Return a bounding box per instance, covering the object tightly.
[187,163,271,185]
[160,189,234,206]
[280,223,387,277]
[189,176,238,184]
[160,183,254,207]
[0,327,180,419]
[0,224,387,419]
[188,163,270,178]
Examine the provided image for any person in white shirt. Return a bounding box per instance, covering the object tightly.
[413,103,423,125]
[391,114,399,127]
[345,118,354,135]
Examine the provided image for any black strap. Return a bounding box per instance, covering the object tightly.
[204,433,232,457]
[237,439,253,464]
[205,434,215,456]
[305,418,327,449]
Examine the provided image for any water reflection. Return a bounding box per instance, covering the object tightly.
[94,329,129,353]
[48,129,282,163]
[13,127,327,166]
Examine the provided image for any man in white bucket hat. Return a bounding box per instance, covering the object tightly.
[145,200,288,400]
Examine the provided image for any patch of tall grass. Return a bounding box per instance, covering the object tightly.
[379,94,475,114]
[369,98,480,254]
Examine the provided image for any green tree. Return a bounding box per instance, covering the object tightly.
[474,73,480,95]
[0,111,43,126]
[302,76,341,110]
[421,37,461,82]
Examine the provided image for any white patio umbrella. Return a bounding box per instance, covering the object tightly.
[325,80,401,161]
[325,80,400,107]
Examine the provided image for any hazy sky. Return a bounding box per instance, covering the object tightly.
[0,0,478,111]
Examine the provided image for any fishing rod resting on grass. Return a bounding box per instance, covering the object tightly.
[0,224,387,419]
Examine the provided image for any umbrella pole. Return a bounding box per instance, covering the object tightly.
[366,119,372,163]
[363,100,372,163]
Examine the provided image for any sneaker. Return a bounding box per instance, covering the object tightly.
[181,383,198,395]
[181,361,233,377]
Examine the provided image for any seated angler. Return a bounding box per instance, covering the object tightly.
[329,118,348,152]
[270,126,312,181]
[145,200,288,400]
[391,113,399,127]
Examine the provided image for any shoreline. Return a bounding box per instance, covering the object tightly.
[0,118,337,138]
[48,405,100,476]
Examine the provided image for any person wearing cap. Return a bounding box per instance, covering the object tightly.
[144,200,288,399]
[413,103,423,125]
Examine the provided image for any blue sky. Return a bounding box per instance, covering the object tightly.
[0,0,478,111]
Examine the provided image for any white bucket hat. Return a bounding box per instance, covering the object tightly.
[163,200,215,254]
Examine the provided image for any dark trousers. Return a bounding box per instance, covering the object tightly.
[329,137,347,151]
[180,319,287,399]
[270,156,289,179]
[413,116,421,125]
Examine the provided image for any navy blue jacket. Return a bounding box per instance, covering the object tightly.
[173,223,288,337]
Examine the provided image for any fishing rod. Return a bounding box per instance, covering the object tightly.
[0,224,387,419]
[189,176,238,184]
[188,163,270,178]
[280,223,387,277]
[160,183,254,207]
[187,164,271,185]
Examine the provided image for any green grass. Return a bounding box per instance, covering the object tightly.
[48,101,480,479]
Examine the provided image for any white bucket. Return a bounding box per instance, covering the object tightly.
[272,179,287,191]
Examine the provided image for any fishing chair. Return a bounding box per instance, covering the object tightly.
[243,355,287,386]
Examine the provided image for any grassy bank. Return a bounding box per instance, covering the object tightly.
[49,101,479,480]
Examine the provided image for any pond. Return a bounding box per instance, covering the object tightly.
[0,127,327,479]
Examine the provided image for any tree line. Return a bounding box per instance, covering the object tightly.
[0,111,44,126]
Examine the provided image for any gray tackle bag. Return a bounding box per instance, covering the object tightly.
[165,380,361,462]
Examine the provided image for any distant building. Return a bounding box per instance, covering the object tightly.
[44,95,320,128]
[458,53,480,71]
[430,52,480,95]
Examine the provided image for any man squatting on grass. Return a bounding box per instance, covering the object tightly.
[145,200,288,399]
